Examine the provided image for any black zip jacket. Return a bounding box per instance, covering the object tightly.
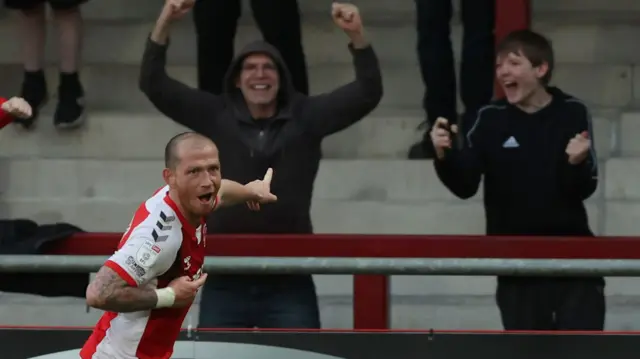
[140,38,383,234]
[434,87,597,236]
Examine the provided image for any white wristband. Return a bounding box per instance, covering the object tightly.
[154,287,176,308]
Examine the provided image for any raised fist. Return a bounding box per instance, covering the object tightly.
[163,0,195,20]
[332,3,363,35]
[1,97,32,119]
[566,131,591,165]
[430,117,458,160]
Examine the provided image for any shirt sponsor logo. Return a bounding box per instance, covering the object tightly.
[125,256,146,278]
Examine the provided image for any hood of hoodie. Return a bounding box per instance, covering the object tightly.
[223,40,297,116]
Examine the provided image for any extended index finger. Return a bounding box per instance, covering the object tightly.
[263,168,274,184]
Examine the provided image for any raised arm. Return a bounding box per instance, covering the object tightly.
[139,0,224,134]
[86,225,181,312]
[300,3,383,137]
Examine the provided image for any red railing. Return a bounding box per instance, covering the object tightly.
[45,234,640,329]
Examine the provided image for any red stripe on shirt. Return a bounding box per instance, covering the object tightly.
[0,98,13,129]
[105,260,138,287]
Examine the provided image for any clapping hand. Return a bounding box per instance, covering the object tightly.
[566,131,591,165]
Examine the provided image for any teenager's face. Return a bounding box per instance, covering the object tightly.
[496,51,549,105]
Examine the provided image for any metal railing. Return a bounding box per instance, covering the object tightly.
[18,232,640,329]
[3,255,640,276]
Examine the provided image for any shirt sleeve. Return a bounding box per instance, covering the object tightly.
[104,225,182,287]
[0,97,12,130]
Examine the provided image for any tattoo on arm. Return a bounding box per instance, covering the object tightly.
[86,266,158,313]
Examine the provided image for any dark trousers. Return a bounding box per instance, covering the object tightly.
[198,275,321,329]
[415,0,495,135]
[496,277,606,330]
[193,0,309,95]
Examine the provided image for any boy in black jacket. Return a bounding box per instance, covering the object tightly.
[432,29,604,330]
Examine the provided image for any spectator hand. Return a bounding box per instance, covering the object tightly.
[246,168,278,211]
[1,97,32,119]
[566,131,591,165]
[332,3,363,36]
[430,117,458,160]
[162,0,195,21]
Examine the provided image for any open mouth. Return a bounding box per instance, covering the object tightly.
[503,81,518,90]
[250,84,271,91]
[197,192,214,204]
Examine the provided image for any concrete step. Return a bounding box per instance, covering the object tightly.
[1,17,640,67]
[0,157,601,233]
[0,194,602,235]
[0,156,607,204]
[604,158,640,200]
[4,292,640,330]
[0,62,633,114]
[532,0,640,12]
[620,112,640,157]
[0,111,424,160]
[71,0,640,22]
[0,195,492,234]
[603,157,640,236]
[0,109,617,160]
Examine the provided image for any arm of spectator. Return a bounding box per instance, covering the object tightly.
[560,101,598,200]
[433,113,488,200]
[139,5,224,135]
[300,4,383,137]
[301,42,382,137]
[85,227,180,312]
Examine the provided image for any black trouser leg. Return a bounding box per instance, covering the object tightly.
[193,0,241,95]
[497,277,606,331]
[416,0,457,130]
[554,278,605,330]
[459,0,495,136]
[496,277,555,330]
[251,0,308,94]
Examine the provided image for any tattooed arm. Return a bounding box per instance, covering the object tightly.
[86,223,181,312]
[86,266,158,313]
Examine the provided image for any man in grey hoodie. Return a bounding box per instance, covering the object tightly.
[140,0,383,329]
